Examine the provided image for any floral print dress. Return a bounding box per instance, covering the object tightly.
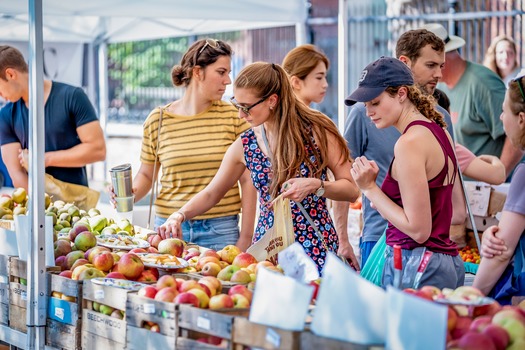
[241,128,338,272]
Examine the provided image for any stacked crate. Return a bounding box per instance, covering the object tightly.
[0,255,9,326]
[8,257,59,333]
[81,279,135,349]
[126,293,177,349]
[177,304,250,349]
[46,273,83,350]
[232,317,301,350]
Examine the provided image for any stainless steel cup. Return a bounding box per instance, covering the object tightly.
[110,163,133,197]
[114,195,134,213]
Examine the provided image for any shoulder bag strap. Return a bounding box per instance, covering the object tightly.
[147,107,163,229]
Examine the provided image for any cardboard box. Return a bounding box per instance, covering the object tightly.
[465,182,506,217]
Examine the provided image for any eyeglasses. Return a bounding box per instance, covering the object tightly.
[513,76,525,102]
[230,95,269,116]
[195,39,221,63]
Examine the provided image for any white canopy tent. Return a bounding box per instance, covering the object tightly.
[0,1,310,348]
[0,0,308,43]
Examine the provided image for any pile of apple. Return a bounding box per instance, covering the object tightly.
[89,300,125,320]
[403,285,525,350]
[136,274,253,333]
[53,220,159,282]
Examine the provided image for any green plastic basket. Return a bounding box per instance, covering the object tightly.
[464,262,479,274]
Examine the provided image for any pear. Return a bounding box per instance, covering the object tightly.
[13,206,26,216]
[0,196,13,210]
[12,187,27,205]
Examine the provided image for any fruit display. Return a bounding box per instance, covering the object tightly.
[96,233,149,250]
[0,187,29,219]
[135,253,188,269]
[402,285,525,349]
[459,246,481,264]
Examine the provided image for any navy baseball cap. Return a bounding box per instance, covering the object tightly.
[345,56,414,106]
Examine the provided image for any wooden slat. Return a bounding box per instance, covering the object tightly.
[126,293,177,337]
[126,325,176,350]
[46,318,82,350]
[232,317,300,350]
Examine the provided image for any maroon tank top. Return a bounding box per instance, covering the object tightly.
[381,120,458,255]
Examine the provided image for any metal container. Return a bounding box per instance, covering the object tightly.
[110,163,133,197]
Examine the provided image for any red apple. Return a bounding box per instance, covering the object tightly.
[93,251,115,272]
[418,285,442,300]
[209,294,234,309]
[231,293,250,308]
[58,270,73,278]
[130,248,148,254]
[218,245,241,264]
[137,269,158,282]
[183,251,201,261]
[106,271,127,280]
[150,324,160,333]
[175,278,186,292]
[157,238,184,257]
[70,258,90,272]
[470,315,492,332]
[201,262,221,277]
[471,301,502,318]
[179,280,201,293]
[482,324,510,350]
[200,249,221,260]
[77,267,105,280]
[148,268,160,279]
[150,234,163,249]
[447,306,458,332]
[458,331,496,350]
[54,239,72,259]
[198,276,222,296]
[188,289,209,308]
[147,247,159,253]
[174,292,200,307]
[154,287,178,302]
[491,308,525,344]
[232,252,258,268]
[156,275,177,290]
[196,257,221,271]
[138,285,158,299]
[228,284,253,303]
[117,253,145,280]
[55,256,66,270]
[198,283,212,298]
[451,316,472,340]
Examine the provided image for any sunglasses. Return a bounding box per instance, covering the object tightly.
[513,76,525,102]
[230,95,269,116]
[195,39,221,63]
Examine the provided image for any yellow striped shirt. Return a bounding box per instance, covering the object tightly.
[140,100,250,219]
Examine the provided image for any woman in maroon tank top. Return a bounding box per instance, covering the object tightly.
[345,57,464,290]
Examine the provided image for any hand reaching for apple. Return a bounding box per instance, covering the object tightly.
[157,213,184,240]
[480,225,507,259]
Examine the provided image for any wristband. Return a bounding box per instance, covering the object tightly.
[175,211,186,223]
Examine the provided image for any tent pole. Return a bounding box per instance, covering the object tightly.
[27,0,47,348]
[337,0,348,132]
[97,42,109,178]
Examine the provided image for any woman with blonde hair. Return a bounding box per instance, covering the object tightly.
[159,62,360,272]
[483,35,521,86]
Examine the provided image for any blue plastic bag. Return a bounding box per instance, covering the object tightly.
[360,232,387,286]
[489,234,525,305]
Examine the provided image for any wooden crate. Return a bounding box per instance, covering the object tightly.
[127,325,176,350]
[232,317,301,350]
[8,303,26,333]
[177,304,250,350]
[126,293,177,337]
[80,279,135,347]
[300,331,382,350]
[82,329,126,350]
[0,279,8,326]
[46,318,82,350]
[47,272,83,325]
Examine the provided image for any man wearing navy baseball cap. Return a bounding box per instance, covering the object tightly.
[345,57,414,106]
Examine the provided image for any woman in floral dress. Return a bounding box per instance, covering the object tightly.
[159,62,360,272]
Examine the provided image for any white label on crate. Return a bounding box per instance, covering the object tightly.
[197,316,211,330]
[265,328,281,348]
[55,307,65,320]
[21,290,27,301]
[94,289,105,300]
[143,303,155,314]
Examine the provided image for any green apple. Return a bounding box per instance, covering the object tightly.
[99,304,115,316]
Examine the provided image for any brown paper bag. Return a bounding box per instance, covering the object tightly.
[45,173,100,210]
